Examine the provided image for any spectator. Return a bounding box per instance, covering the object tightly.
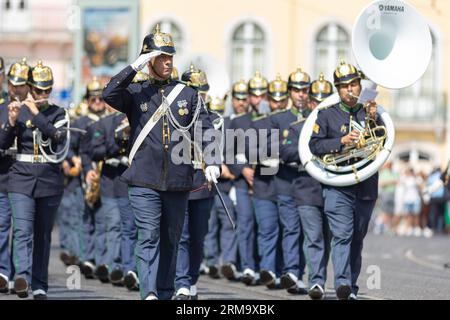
[401,168,423,236]
[374,162,398,234]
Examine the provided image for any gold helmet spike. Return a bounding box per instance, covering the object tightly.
[181,64,209,92]
[232,79,248,100]
[310,72,333,103]
[208,96,225,113]
[140,23,175,56]
[86,76,103,98]
[8,57,30,86]
[269,74,288,101]
[333,59,360,86]
[288,67,311,90]
[248,70,268,96]
[29,59,54,90]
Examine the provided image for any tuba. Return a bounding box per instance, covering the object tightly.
[299,0,432,187]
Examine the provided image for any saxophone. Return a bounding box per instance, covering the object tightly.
[85,161,103,208]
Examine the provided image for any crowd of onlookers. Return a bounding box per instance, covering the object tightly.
[372,162,450,237]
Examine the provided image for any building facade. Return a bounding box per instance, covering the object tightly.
[0,0,74,106]
[0,0,448,171]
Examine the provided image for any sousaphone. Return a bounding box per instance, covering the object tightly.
[299,0,432,186]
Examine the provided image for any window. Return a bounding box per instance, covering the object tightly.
[392,33,440,120]
[1,0,31,31]
[230,22,266,83]
[3,0,26,10]
[150,21,184,56]
[314,23,351,80]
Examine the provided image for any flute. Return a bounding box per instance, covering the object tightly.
[14,97,48,105]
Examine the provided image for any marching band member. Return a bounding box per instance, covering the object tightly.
[174,65,218,300]
[248,71,269,115]
[57,107,83,267]
[309,61,380,300]
[251,75,288,290]
[226,80,258,285]
[280,73,333,300]
[0,60,68,299]
[102,25,219,300]
[203,96,238,280]
[71,78,107,280]
[269,68,311,294]
[89,108,137,287]
[0,58,29,294]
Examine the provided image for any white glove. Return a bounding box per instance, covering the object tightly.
[205,166,220,184]
[131,51,161,71]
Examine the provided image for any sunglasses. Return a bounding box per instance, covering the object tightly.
[33,88,52,95]
[89,96,104,103]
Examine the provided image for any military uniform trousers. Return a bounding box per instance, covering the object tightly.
[56,194,69,252]
[0,192,13,280]
[57,187,83,258]
[278,194,306,279]
[235,187,257,272]
[204,194,238,268]
[298,205,330,288]
[79,201,97,264]
[116,196,137,274]
[323,187,375,295]
[95,196,121,271]
[175,197,214,291]
[253,198,281,275]
[9,192,62,292]
[128,186,189,300]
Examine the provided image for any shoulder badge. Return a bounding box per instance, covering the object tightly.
[313,123,320,134]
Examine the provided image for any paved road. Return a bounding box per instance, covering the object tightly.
[1,232,449,300]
